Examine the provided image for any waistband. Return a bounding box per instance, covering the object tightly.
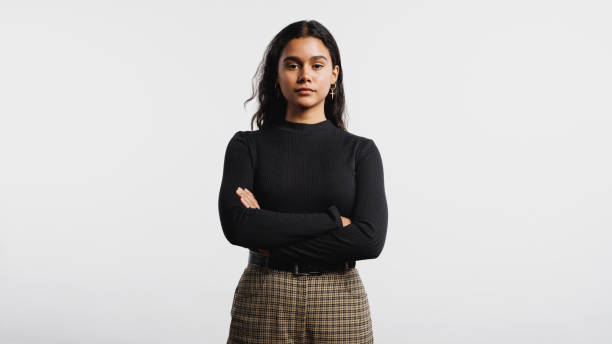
[248,250,356,275]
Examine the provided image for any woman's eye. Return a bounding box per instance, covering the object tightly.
[286,64,323,70]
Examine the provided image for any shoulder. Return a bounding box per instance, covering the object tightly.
[223,129,262,157]
[335,129,379,158]
[339,131,383,167]
[227,129,261,144]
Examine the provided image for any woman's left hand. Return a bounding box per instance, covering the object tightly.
[235,187,261,209]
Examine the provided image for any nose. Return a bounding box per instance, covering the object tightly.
[298,67,312,83]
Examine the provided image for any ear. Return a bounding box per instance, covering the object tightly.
[331,65,339,83]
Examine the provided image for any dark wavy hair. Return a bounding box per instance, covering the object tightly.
[243,20,347,131]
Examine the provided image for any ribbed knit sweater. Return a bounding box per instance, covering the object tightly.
[218,117,388,265]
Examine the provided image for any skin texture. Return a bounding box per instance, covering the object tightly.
[236,37,351,256]
[277,36,339,124]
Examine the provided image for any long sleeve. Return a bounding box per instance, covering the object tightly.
[218,131,343,249]
[268,139,388,265]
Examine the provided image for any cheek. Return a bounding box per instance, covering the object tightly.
[278,74,294,88]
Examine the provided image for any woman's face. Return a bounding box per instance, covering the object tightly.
[277,37,339,110]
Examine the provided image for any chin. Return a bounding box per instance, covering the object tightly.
[292,97,321,108]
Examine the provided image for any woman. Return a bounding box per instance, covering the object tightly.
[218,19,388,343]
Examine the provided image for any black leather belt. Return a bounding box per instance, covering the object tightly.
[248,250,356,275]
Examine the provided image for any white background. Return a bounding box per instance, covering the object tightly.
[1,1,611,343]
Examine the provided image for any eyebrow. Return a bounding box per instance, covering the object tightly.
[282,55,328,63]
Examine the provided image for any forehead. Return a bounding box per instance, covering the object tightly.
[280,37,331,60]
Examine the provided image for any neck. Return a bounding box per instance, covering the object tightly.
[285,102,326,124]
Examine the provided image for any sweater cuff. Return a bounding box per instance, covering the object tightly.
[326,205,343,230]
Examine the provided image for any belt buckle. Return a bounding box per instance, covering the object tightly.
[293,263,322,276]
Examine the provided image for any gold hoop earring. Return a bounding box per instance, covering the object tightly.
[329,82,337,100]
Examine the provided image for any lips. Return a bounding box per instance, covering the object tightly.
[295,88,314,92]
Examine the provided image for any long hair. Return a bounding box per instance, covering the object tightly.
[243,20,347,131]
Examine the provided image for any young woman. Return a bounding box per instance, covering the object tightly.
[218,19,388,343]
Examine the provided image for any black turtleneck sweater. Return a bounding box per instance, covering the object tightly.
[217,117,388,265]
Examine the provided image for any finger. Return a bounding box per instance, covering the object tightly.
[244,188,257,199]
[243,195,257,209]
[243,188,260,209]
[239,196,251,208]
[236,188,254,207]
[240,190,256,208]
[241,195,253,208]
[236,188,251,208]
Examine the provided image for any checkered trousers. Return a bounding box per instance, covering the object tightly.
[227,262,374,343]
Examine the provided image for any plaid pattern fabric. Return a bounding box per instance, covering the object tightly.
[227,261,374,343]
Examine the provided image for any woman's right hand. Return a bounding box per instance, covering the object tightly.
[341,216,351,227]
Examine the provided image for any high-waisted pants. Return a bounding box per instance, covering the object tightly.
[226,259,374,343]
